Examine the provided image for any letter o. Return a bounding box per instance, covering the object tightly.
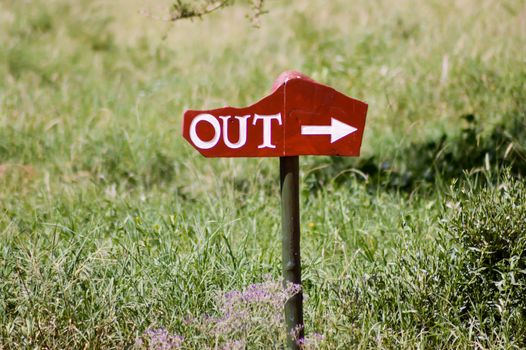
[189,114,221,150]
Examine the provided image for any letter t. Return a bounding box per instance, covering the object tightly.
[252,113,282,149]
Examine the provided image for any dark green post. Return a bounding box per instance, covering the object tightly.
[280,156,304,349]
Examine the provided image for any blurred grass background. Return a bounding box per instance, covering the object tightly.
[0,0,525,348]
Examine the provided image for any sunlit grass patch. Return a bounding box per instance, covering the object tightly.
[0,0,525,348]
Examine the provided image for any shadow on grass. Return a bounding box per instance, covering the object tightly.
[305,110,526,192]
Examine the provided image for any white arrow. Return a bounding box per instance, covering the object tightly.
[301,118,358,143]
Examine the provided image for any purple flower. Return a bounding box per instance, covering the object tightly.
[141,277,305,349]
[222,339,246,350]
[294,329,325,349]
[137,328,184,350]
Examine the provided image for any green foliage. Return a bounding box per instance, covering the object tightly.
[306,100,526,192]
[448,173,526,340]
[306,172,526,348]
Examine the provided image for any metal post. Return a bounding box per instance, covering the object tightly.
[280,156,304,349]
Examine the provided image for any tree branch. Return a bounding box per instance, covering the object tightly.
[140,0,266,23]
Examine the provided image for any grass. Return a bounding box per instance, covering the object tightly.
[0,0,525,348]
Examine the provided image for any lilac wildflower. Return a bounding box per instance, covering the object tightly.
[222,339,246,350]
[312,333,325,342]
[290,324,305,342]
[294,330,325,349]
[136,328,184,350]
[152,277,303,348]
[197,276,301,348]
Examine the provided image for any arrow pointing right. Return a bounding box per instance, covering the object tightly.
[301,117,358,143]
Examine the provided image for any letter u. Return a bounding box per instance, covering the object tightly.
[219,115,250,149]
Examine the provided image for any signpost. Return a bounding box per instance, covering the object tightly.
[182,71,368,348]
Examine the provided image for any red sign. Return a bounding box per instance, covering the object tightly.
[182,71,368,157]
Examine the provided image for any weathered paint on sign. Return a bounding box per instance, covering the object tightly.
[182,71,368,157]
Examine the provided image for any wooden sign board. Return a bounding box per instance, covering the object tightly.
[182,71,368,157]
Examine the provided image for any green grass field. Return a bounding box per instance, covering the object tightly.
[1,0,526,348]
